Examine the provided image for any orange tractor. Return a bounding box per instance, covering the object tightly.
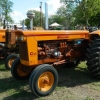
[0,29,18,69]
[0,27,44,70]
[10,29,100,97]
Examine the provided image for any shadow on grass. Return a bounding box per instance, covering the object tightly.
[57,63,99,87]
[0,77,38,100]
[3,91,37,100]
[0,59,7,71]
[1,62,99,100]
[0,59,4,64]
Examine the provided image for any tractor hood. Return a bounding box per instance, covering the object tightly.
[0,29,6,42]
[15,30,89,37]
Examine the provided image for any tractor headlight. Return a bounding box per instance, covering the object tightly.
[17,35,26,42]
[16,36,18,41]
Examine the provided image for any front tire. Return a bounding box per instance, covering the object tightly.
[86,37,100,79]
[5,54,19,70]
[11,57,31,80]
[29,64,58,97]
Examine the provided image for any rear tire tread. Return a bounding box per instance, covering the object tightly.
[86,37,100,79]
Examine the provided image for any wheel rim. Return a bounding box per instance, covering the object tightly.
[38,72,54,92]
[17,63,31,76]
[8,58,16,68]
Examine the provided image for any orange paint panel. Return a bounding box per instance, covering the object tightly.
[20,59,35,66]
[27,37,38,65]
[80,35,85,38]
[0,29,6,42]
[15,30,89,37]
[57,35,69,39]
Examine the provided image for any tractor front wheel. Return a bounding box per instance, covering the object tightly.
[29,64,58,97]
[11,57,31,80]
[5,54,19,70]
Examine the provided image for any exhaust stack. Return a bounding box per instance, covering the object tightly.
[45,2,48,30]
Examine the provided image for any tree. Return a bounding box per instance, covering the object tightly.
[75,0,100,26]
[48,2,75,29]
[25,10,44,28]
[60,0,100,27]
[25,18,30,29]
[49,14,64,25]
[0,0,13,27]
[89,12,100,27]
[56,1,75,29]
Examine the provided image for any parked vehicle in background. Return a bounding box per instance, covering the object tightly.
[0,29,18,70]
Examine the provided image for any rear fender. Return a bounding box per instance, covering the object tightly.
[89,30,100,41]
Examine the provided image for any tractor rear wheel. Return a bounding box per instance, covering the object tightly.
[5,54,19,70]
[29,64,58,97]
[11,57,31,80]
[86,37,100,79]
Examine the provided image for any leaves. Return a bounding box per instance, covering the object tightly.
[25,10,44,28]
[24,0,100,29]
[59,0,100,27]
[0,0,13,24]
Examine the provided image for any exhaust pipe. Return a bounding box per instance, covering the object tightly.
[45,2,48,30]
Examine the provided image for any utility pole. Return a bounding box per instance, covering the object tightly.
[40,2,42,27]
[6,4,8,28]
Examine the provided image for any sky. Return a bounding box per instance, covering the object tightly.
[10,0,61,23]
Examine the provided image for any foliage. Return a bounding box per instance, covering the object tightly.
[7,16,14,23]
[57,3,75,29]
[25,18,30,29]
[73,0,100,26]
[24,0,100,29]
[0,0,13,24]
[89,12,100,27]
[49,2,75,29]
[60,0,100,27]
[49,14,64,25]
[25,10,44,28]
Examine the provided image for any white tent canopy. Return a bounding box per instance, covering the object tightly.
[49,22,62,27]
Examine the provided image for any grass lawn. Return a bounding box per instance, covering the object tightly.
[0,60,100,100]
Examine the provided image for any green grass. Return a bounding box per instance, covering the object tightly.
[0,61,100,100]
[84,97,94,100]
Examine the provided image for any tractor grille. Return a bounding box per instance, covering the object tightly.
[18,41,29,61]
[6,30,16,45]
